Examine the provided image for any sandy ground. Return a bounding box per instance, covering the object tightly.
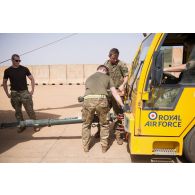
[0,85,131,163]
[0,85,184,163]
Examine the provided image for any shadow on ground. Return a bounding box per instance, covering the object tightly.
[0,109,74,155]
[35,103,82,111]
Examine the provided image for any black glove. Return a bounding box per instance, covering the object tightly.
[119,107,124,114]
[122,104,130,113]
[78,96,84,103]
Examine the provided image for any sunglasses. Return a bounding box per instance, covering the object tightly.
[14,60,21,62]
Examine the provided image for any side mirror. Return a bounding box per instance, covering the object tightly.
[151,51,164,87]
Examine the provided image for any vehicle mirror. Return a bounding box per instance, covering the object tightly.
[151,51,164,87]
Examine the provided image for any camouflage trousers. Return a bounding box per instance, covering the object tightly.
[110,95,124,138]
[10,90,36,121]
[82,98,110,148]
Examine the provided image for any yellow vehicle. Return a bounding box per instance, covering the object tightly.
[124,33,195,162]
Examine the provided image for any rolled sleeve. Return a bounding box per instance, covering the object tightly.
[120,62,129,77]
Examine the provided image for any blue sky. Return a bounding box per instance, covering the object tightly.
[0,33,143,66]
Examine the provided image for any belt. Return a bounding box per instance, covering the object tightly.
[11,90,27,92]
[84,95,107,100]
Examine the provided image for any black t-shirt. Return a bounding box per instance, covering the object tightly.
[3,65,31,91]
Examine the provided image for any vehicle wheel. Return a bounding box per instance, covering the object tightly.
[183,126,195,163]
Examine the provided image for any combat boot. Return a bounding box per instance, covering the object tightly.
[116,133,123,145]
[116,138,123,145]
[94,129,100,138]
[17,126,26,133]
[83,146,89,152]
[102,146,108,153]
[34,127,40,132]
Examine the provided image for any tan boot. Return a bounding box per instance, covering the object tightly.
[116,138,123,145]
[102,146,108,153]
[17,126,26,133]
[116,134,123,145]
[83,146,89,152]
[34,127,40,132]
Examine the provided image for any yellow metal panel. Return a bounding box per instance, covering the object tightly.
[130,135,183,155]
[140,88,195,136]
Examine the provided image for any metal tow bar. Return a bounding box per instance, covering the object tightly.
[0,113,117,130]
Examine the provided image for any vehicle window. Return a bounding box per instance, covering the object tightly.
[161,46,184,81]
[180,46,195,84]
[144,33,195,110]
[129,34,155,93]
[145,86,181,109]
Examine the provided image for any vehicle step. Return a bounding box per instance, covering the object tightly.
[151,158,175,163]
[153,148,177,155]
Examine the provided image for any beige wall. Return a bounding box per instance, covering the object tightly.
[49,65,67,85]
[0,66,10,86]
[66,64,84,84]
[172,47,183,65]
[0,64,102,85]
[0,64,134,86]
[83,64,99,83]
[31,65,50,85]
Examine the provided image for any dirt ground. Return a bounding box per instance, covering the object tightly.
[0,85,183,163]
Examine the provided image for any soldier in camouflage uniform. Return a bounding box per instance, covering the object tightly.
[82,65,124,153]
[104,48,129,145]
[3,54,39,132]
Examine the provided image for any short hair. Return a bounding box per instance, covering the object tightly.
[109,48,119,57]
[11,54,20,60]
[97,65,109,73]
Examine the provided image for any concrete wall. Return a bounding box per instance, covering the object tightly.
[0,66,9,85]
[172,47,183,65]
[66,64,84,84]
[49,65,67,85]
[0,63,134,86]
[32,65,50,85]
[83,64,99,83]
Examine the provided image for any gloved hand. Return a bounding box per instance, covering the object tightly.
[78,96,84,102]
[122,104,130,113]
[119,107,124,114]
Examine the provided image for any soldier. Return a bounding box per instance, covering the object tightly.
[82,65,124,153]
[103,48,129,145]
[164,42,195,73]
[3,54,39,132]
[164,43,195,83]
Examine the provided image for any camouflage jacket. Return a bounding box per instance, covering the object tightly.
[104,60,128,88]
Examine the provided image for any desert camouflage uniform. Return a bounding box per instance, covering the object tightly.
[82,98,109,148]
[104,60,128,138]
[10,90,36,121]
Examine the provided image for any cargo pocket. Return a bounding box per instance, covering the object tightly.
[21,91,33,107]
[10,92,20,109]
[99,98,108,108]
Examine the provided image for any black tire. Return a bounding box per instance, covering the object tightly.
[183,126,195,163]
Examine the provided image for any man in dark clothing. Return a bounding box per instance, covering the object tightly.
[3,54,39,132]
[82,65,124,153]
